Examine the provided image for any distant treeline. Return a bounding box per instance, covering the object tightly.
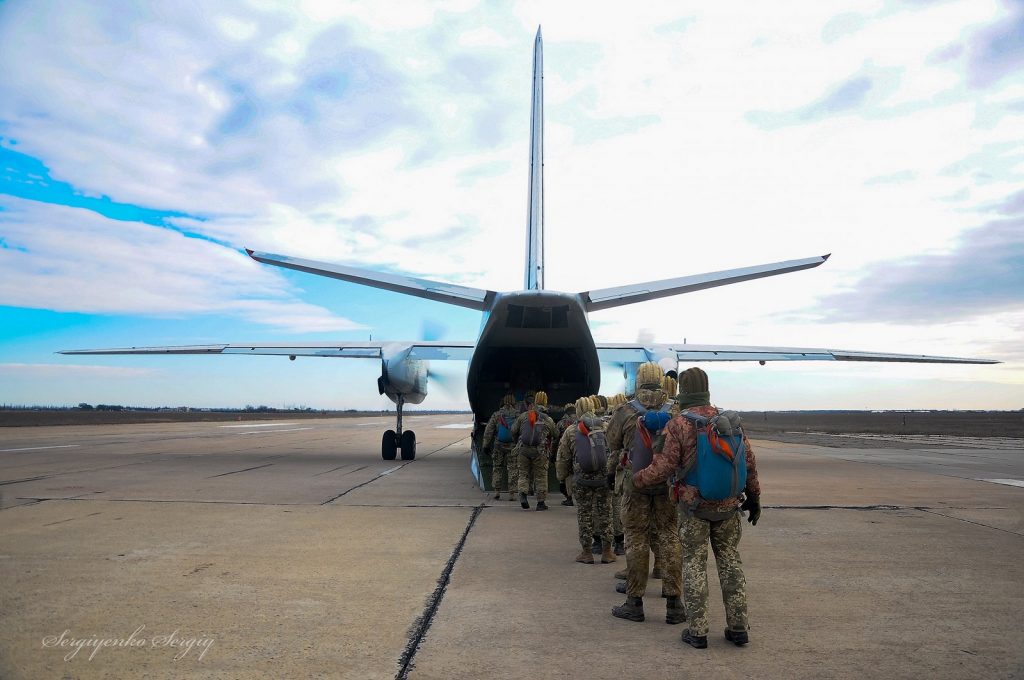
[0,403,471,414]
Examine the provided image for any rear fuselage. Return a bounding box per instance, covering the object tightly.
[466,290,600,423]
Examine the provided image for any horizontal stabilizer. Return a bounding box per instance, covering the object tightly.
[60,341,476,361]
[581,255,830,312]
[246,250,494,311]
[597,343,998,365]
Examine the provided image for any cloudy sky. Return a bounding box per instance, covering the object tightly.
[1,0,1021,411]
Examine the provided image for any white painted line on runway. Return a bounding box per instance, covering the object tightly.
[0,444,81,453]
[979,478,1024,488]
[219,423,298,428]
[435,423,474,429]
[234,428,313,435]
[379,466,403,476]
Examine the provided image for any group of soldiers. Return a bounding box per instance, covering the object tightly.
[481,362,762,650]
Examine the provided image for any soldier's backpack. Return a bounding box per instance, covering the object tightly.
[573,417,607,486]
[518,410,543,459]
[677,409,747,501]
[627,399,674,475]
[496,414,514,444]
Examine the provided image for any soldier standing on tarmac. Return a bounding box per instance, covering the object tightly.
[556,397,617,564]
[607,362,684,625]
[511,391,558,511]
[633,366,762,649]
[481,394,520,501]
[557,403,578,506]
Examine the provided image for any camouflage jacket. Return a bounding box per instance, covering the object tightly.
[555,415,604,482]
[556,413,577,439]
[510,407,558,454]
[633,404,761,513]
[482,405,520,452]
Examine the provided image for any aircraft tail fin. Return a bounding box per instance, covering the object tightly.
[524,26,544,290]
[581,255,830,312]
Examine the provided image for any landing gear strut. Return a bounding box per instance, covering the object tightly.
[382,395,416,461]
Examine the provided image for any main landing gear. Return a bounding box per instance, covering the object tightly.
[382,396,416,461]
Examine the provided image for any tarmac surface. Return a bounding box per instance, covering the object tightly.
[0,414,1021,679]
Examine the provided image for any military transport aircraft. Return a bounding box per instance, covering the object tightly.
[62,28,996,473]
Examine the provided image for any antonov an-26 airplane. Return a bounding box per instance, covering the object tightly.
[63,28,995,471]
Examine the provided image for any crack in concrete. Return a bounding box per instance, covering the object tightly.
[396,503,483,680]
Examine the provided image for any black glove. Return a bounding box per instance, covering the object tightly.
[741,494,761,526]
[606,473,615,490]
[558,481,567,496]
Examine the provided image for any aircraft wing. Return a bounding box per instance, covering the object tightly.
[246,250,494,311]
[60,341,476,361]
[596,343,998,365]
[580,255,830,312]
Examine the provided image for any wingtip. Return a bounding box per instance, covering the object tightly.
[536,25,542,38]
[822,253,832,261]
[245,248,255,258]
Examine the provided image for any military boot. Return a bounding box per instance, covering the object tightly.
[614,535,625,556]
[725,629,749,646]
[600,544,617,563]
[536,500,548,511]
[519,492,529,509]
[591,536,602,554]
[665,596,686,625]
[492,490,501,500]
[611,596,645,622]
[575,549,594,564]
[561,497,574,506]
[651,560,664,580]
[615,581,626,594]
[681,629,708,649]
[613,568,628,580]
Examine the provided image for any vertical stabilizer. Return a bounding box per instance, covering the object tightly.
[524,26,544,290]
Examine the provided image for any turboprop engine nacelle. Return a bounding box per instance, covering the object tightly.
[377,347,428,405]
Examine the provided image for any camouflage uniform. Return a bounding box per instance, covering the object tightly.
[605,387,682,599]
[634,402,761,637]
[557,418,612,551]
[556,410,578,498]
[482,404,520,499]
[511,406,558,502]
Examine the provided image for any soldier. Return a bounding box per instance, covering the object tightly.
[511,390,558,510]
[607,362,684,625]
[633,366,762,649]
[607,393,629,556]
[557,403,578,506]
[557,397,616,564]
[481,394,520,501]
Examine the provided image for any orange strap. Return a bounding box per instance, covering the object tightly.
[529,410,537,426]
[637,417,653,449]
[578,420,589,436]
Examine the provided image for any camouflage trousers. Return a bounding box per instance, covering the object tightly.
[490,442,513,492]
[517,449,549,501]
[574,482,612,550]
[621,490,682,598]
[679,512,749,636]
[506,448,519,496]
[611,489,623,536]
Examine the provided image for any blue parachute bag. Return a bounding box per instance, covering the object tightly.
[496,415,514,444]
[681,413,747,501]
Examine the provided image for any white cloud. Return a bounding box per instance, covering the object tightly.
[0,363,157,378]
[0,197,363,333]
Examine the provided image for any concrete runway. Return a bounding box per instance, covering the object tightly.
[0,415,1021,679]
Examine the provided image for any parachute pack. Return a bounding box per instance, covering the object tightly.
[573,417,607,486]
[496,414,514,443]
[676,409,747,501]
[627,400,674,475]
[517,410,544,459]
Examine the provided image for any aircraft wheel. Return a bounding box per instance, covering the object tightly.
[382,430,398,460]
[400,430,416,460]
